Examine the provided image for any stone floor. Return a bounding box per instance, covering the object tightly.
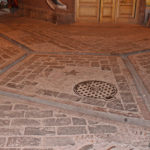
[0,94,150,150]
[0,16,150,149]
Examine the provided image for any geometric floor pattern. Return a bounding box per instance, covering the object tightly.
[0,16,150,149]
[0,54,143,118]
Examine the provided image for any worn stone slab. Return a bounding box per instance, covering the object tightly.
[43,137,75,146]
[57,126,87,135]
[0,105,12,110]
[43,118,71,126]
[11,119,41,126]
[7,137,41,147]
[14,104,39,110]
[0,111,24,118]
[88,125,117,134]
[72,117,86,125]
[25,111,53,118]
[0,128,22,135]
[24,127,55,136]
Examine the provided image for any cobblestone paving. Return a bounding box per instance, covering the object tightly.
[0,54,142,118]
[0,16,150,149]
[0,37,25,70]
[0,95,149,150]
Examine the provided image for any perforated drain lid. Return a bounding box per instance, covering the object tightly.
[74,80,117,100]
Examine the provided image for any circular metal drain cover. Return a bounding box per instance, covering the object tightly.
[74,80,117,99]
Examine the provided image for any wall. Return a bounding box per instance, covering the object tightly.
[17,0,75,24]
[16,0,146,25]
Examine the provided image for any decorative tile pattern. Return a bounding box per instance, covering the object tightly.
[0,96,149,150]
[0,54,141,118]
[0,17,150,149]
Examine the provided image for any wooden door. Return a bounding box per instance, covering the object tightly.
[76,0,100,23]
[76,0,137,23]
[100,0,116,23]
[116,0,136,22]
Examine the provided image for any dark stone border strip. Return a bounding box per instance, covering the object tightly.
[0,33,34,53]
[0,90,150,128]
[120,49,150,57]
[0,53,29,75]
[121,55,150,112]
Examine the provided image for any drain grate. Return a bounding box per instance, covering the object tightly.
[74,80,117,100]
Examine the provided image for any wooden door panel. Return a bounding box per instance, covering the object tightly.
[80,0,97,2]
[76,0,100,22]
[79,6,98,17]
[100,0,115,23]
[119,6,133,15]
[76,0,137,23]
[118,0,136,18]
[103,7,113,16]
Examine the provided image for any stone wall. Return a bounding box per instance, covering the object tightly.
[17,0,75,24]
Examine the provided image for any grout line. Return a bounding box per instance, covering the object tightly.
[121,55,150,112]
[0,90,150,128]
[0,53,29,75]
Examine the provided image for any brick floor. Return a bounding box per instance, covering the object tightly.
[0,16,150,149]
[0,95,149,150]
[0,54,143,118]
